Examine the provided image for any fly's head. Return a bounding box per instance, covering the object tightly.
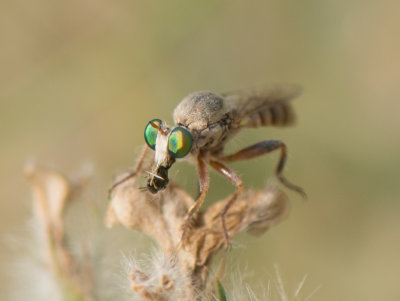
[144,119,193,194]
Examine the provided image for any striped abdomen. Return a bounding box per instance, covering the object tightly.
[240,102,295,128]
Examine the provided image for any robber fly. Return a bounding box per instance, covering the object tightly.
[109,85,306,246]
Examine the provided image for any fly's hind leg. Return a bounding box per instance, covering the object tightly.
[108,144,149,199]
[218,140,306,198]
[209,160,243,247]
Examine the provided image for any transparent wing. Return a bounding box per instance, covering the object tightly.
[223,84,301,128]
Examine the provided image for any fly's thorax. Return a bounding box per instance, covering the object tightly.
[172,91,238,153]
[190,116,234,153]
[173,91,227,130]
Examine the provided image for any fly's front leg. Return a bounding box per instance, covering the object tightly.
[209,160,243,247]
[219,140,306,198]
[181,152,210,245]
[108,144,149,199]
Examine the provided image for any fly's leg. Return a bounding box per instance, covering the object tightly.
[181,152,210,245]
[108,144,149,199]
[209,160,243,247]
[219,140,306,198]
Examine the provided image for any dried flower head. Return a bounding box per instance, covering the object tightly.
[106,175,290,300]
[18,164,298,301]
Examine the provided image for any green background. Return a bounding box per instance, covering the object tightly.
[1,1,400,300]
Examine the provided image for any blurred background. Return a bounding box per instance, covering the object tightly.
[1,0,400,300]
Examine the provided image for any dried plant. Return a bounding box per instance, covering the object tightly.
[106,172,290,300]
[16,163,316,301]
[23,163,94,301]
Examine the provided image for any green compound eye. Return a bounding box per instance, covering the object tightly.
[168,127,193,158]
[144,119,162,150]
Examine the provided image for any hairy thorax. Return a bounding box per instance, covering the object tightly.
[173,91,238,154]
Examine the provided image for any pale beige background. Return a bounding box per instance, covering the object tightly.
[1,1,400,300]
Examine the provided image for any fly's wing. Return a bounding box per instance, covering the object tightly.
[223,85,301,128]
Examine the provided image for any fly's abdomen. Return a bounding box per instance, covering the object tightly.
[240,103,295,128]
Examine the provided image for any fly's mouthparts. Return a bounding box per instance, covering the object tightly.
[146,165,170,194]
[145,170,165,181]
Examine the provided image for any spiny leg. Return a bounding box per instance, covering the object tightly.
[181,152,210,245]
[209,160,243,247]
[218,140,306,198]
[108,144,149,199]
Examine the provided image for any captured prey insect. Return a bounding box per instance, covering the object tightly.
[109,85,306,246]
